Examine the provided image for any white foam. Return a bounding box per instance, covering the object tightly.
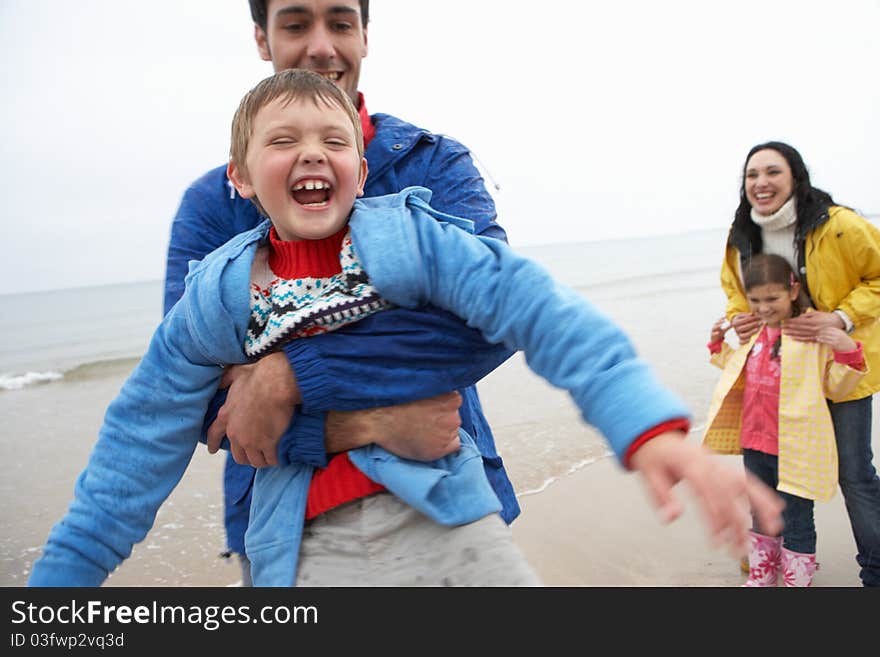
[0,371,63,390]
[516,451,613,498]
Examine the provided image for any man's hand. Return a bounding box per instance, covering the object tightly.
[731,312,761,344]
[325,391,464,461]
[629,432,784,554]
[783,310,846,342]
[206,352,301,468]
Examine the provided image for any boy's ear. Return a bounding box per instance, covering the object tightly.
[356,157,369,197]
[227,161,255,199]
[254,24,272,62]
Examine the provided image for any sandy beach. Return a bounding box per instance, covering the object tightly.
[511,448,865,587]
[1,268,874,587]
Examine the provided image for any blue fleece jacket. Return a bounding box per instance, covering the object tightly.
[30,187,690,586]
[165,113,519,553]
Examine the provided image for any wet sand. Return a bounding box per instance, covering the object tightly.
[512,446,866,587]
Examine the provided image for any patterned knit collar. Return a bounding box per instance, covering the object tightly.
[268,226,347,279]
[751,196,797,232]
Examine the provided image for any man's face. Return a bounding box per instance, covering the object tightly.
[231,95,367,242]
[256,1,368,107]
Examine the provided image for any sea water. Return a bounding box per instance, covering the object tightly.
[0,227,727,389]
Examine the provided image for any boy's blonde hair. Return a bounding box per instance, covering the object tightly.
[229,68,364,174]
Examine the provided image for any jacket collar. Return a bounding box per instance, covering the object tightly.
[795,206,831,243]
[363,113,436,181]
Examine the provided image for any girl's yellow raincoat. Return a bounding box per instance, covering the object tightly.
[702,324,866,501]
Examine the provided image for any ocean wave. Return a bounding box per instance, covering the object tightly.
[516,451,613,498]
[0,371,64,390]
[63,357,141,381]
[512,422,708,499]
[0,357,141,391]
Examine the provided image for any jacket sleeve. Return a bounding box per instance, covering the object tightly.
[826,210,880,326]
[352,197,691,462]
[710,342,735,370]
[721,246,750,319]
[164,171,245,314]
[823,347,868,402]
[28,296,226,586]
[282,306,513,414]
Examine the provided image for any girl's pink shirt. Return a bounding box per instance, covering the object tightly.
[740,326,782,455]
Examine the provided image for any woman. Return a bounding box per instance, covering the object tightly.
[720,141,880,587]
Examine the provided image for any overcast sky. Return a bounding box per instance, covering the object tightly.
[2,0,878,295]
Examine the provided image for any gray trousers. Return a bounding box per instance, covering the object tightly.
[294,492,542,586]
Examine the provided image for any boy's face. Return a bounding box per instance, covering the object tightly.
[256,0,368,107]
[230,95,367,241]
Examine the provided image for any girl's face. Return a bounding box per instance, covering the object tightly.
[744,149,795,216]
[746,282,799,328]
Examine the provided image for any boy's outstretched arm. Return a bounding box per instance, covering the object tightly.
[629,432,784,552]
[351,188,785,553]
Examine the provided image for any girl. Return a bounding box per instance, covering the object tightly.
[704,254,866,587]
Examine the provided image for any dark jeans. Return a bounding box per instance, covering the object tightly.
[829,396,880,587]
[744,449,816,553]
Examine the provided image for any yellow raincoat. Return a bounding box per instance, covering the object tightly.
[702,327,866,501]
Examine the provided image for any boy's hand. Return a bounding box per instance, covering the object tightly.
[731,312,761,344]
[629,432,784,554]
[815,326,858,352]
[206,352,301,467]
[709,317,730,344]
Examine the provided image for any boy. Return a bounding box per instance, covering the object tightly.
[172,1,517,584]
[30,70,782,586]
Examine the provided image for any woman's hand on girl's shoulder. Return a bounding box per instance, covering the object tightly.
[815,326,857,352]
[783,311,845,342]
[731,312,760,343]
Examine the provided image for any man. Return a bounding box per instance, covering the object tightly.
[165,1,780,586]
[164,0,519,583]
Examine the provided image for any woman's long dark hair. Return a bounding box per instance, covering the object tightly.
[728,141,836,254]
